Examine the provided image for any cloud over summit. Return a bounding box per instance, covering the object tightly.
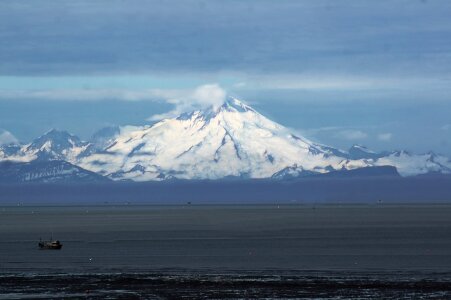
[148,84,227,121]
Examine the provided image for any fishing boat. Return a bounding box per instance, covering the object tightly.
[38,238,63,250]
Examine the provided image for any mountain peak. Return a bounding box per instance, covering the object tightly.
[3,94,450,181]
[78,95,349,181]
[45,128,68,135]
[23,129,88,162]
[36,129,81,145]
[349,144,375,153]
[220,97,255,113]
[3,92,451,180]
[176,97,257,122]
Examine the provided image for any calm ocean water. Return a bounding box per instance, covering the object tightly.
[1,204,451,298]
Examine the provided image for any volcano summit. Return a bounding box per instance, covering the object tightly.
[1,97,450,182]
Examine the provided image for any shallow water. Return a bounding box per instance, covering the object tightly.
[1,204,451,298]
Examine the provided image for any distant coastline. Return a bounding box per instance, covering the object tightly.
[1,175,450,205]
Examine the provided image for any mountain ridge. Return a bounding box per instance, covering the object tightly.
[1,97,450,182]
[0,160,110,183]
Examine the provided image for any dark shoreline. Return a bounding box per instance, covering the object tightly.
[1,270,451,299]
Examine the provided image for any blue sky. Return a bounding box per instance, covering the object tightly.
[0,0,450,155]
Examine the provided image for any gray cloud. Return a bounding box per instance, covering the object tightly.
[1,0,451,79]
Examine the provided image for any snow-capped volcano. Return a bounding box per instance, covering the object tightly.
[1,97,451,182]
[78,98,368,181]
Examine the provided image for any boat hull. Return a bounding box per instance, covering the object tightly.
[38,242,63,250]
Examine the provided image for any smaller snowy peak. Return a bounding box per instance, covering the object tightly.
[374,151,451,176]
[29,129,84,150]
[344,145,451,176]
[24,129,88,160]
[348,144,385,160]
[3,129,90,163]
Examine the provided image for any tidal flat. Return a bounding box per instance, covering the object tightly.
[1,204,451,298]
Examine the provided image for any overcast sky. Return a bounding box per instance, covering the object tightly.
[1,0,450,155]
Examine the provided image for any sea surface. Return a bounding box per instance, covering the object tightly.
[1,204,451,299]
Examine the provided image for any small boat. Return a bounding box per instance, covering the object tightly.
[38,238,63,250]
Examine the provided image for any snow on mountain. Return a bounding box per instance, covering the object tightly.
[74,126,122,158]
[1,98,450,181]
[348,144,386,160]
[344,146,451,176]
[271,165,321,179]
[0,129,90,163]
[0,144,22,159]
[373,151,451,176]
[0,160,110,183]
[89,126,121,151]
[78,98,369,181]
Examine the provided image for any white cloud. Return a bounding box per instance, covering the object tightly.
[441,124,451,131]
[0,129,18,145]
[192,84,226,108]
[334,129,368,140]
[148,84,226,121]
[378,133,393,141]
